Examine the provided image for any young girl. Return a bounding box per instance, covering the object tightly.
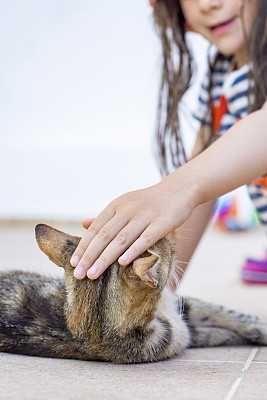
[71,0,267,287]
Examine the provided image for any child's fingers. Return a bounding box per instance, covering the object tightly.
[118,223,165,266]
[72,215,130,279]
[70,208,115,268]
[85,221,168,279]
[71,181,186,280]
[82,218,94,229]
[86,221,148,279]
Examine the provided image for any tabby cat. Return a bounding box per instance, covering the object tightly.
[0,224,267,363]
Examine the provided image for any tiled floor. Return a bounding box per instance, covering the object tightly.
[1,220,267,400]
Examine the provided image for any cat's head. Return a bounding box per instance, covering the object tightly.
[35,224,174,337]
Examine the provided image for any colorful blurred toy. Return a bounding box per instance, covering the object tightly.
[213,186,259,231]
[212,187,267,284]
[241,252,267,284]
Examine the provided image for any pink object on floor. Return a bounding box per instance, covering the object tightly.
[241,257,267,284]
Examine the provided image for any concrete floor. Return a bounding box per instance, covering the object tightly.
[1,220,267,400]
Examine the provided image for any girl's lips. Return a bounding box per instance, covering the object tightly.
[210,17,236,36]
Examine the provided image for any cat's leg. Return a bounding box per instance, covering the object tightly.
[183,297,267,347]
[189,326,246,347]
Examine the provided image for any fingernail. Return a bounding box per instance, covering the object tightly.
[87,265,98,278]
[70,256,80,267]
[74,266,84,278]
[119,254,129,264]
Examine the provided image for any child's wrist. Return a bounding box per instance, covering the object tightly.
[177,161,209,208]
[160,166,202,214]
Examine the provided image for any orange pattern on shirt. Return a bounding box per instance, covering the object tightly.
[212,95,228,132]
[251,175,267,194]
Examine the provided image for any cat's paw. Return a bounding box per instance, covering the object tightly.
[243,321,267,345]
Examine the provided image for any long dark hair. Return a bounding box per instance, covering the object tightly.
[153,0,267,176]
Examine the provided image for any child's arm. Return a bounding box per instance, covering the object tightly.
[71,102,267,280]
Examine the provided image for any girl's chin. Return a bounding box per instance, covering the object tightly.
[211,39,246,61]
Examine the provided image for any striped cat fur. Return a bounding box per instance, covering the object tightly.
[0,224,267,363]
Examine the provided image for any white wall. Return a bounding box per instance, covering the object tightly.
[0,1,205,221]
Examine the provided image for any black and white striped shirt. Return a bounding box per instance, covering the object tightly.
[193,52,267,231]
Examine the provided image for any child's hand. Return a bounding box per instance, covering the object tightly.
[71,105,267,281]
[70,176,195,280]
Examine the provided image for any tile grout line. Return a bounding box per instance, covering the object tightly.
[176,360,244,364]
[222,347,260,400]
[251,360,267,364]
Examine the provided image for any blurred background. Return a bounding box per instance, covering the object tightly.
[0,0,206,221]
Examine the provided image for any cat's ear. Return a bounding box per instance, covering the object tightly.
[132,251,159,289]
[35,224,81,268]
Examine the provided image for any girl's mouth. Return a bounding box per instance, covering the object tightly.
[210,17,236,36]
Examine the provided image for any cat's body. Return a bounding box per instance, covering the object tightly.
[1,224,267,364]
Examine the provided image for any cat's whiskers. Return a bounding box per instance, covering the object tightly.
[172,228,201,243]
[167,264,183,291]
[172,234,191,242]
